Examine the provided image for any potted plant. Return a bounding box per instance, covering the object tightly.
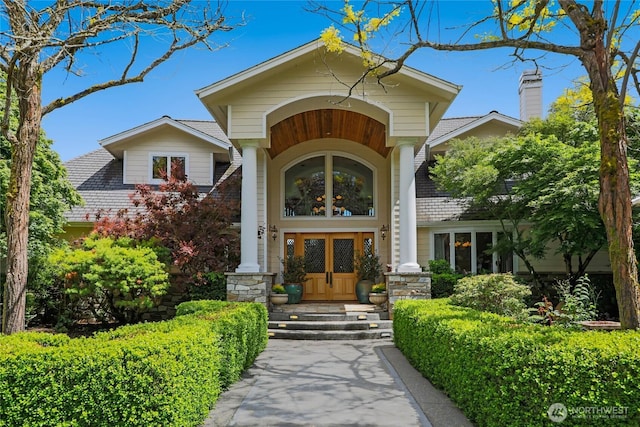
[270,284,289,305]
[368,282,387,306]
[354,251,383,303]
[281,255,307,304]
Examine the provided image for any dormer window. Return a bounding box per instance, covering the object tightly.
[150,153,188,182]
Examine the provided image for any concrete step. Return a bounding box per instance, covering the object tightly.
[268,312,382,322]
[268,328,393,340]
[268,320,392,331]
[267,311,393,340]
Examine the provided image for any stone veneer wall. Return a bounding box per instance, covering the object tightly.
[385,272,432,317]
[225,272,276,308]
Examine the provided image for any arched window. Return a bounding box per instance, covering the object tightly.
[284,155,374,217]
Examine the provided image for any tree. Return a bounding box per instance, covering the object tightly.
[92,172,241,278]
[318,0,640,329]
[0,1,241,334]
[431,112,638,289]
[0,74,82,324]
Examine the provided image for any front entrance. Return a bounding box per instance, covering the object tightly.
[285,232,374,301]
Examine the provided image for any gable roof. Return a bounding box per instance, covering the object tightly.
[99,116,232,159]
[196,38,461,138]
[427,111,522,150]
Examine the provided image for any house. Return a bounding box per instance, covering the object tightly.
[63,40,611,309]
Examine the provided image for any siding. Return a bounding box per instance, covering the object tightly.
[122,127,216,185]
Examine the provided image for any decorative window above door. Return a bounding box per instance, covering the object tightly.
[284,154,375,217]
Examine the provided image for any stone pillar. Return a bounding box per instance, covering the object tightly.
[398,141,421,272]
[385,272,431,318]
[236,141,261,272]
[225,272,276,308]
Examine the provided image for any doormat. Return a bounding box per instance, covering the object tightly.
[343,304,375,312]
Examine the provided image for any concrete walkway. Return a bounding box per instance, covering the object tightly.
[203,339,473,427]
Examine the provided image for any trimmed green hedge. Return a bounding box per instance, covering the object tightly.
[394,299,640,427]
[0,301,268,427]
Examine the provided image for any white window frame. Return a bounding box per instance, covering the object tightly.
[149,152,190,184]
[429,226,518,274]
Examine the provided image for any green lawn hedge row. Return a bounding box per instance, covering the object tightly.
[393,299,640,427]
[0,301,268,427]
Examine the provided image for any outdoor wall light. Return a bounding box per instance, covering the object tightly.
[380,224,388,240]
[270,225,279,241]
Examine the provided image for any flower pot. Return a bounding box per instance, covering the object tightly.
[271,294,289,305]
[283,283,303,304]
[368,292,387,306]
[355,280,374,303]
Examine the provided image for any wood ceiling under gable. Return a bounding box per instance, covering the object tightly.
[268,109,389,158]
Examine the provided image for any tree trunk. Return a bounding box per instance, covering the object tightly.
[582,63,640,329]
[2,63,42,334]
[567,1,640,329]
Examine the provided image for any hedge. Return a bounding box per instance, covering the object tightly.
[393,299,640,427]
[0,301,268,427]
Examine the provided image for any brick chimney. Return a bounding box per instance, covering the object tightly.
[519,70,543,121]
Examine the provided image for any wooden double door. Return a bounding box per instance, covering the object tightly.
[284,232,374,301]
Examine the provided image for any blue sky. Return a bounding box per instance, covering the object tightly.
[41,0,591,161]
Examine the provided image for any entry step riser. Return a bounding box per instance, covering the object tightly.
[268,320,392,331]
[269,313,384,322]
[268,330,393,340]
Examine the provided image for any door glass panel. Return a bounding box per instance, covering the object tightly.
[286,238,295,259]
[284,156,325,217]
[363,237,373,257]
[333,239,354,273]
[434,233,450,262]
[304,239,326,273]
[454,233,472,274]
[332,156,374,217]
[476,232,493,273]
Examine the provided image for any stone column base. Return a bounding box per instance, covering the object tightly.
[385,272,432,318]
[225,272,276,309]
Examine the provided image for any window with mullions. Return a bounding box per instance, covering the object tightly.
[433,230,513,274]
[151,154,187,182]
[283,155,374,217]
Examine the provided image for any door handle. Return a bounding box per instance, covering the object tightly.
[329,272,333,288]
[326,271,329,283]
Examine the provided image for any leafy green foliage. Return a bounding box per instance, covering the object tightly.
[0,89,81,324]
[450,273,530,317]
[49,237,170,324]
[530,275,599,328]
[281,255,308,283]
[92,174,240,278]
[428,260,464,298]
[0,301,267,427]
[187,272,227,301]
[394,299,640,427]
[354,250,383,281]
[430,110,633,286]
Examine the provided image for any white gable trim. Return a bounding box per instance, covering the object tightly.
[99,116,231,152]
[428,111,522,150]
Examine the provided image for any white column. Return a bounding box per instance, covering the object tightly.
[398,141,421,272]
[236,142,261,272]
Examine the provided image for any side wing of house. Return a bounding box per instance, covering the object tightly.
[415,112,612,276]
[63,117,236,240]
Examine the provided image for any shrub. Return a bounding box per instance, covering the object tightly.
[49,237,170,324]
[530,275,599,327]
[450,273,530,317]
[0,301,267,427]
[428,260,464,298]
[394,299,640,426]
[187,272,227,301]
